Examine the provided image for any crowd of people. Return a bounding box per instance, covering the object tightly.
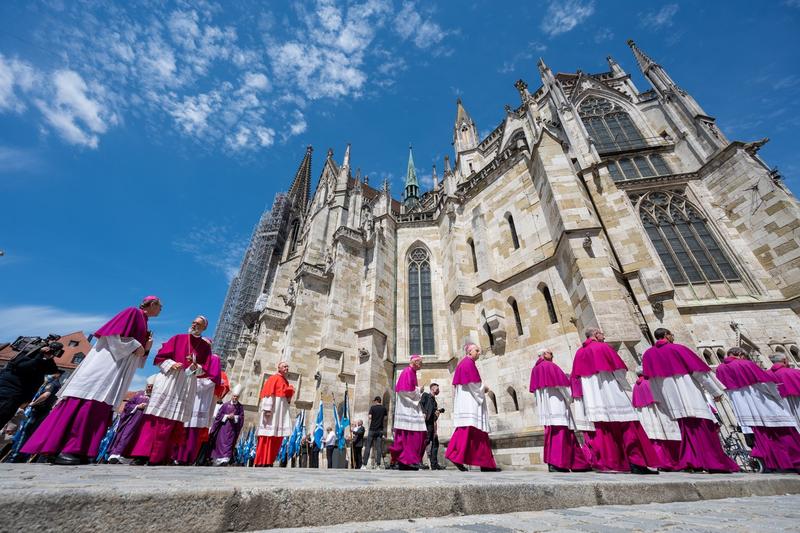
[2,296,800,475]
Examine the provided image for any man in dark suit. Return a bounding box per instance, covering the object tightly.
[351,419,365,469]
[420,383,445,469]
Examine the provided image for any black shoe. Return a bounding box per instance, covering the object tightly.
[630,464,659,475]
[131,457,147,466]
[480,466,502,472]
[451,461,467,471]
[398,463,419,471]
[432,464,446,470]
[548,464,569,473]
[108,457,121,465]
[54,453,82,466]
[706,469,734,474]
[418,463,430,470]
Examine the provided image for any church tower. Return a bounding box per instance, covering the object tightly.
[403,145,419,211]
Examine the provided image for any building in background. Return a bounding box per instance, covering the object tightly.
[216,41,800,467]
[0,331,91,381]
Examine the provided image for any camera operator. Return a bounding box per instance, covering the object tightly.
[0,337,63,429]
[420,382,445,470]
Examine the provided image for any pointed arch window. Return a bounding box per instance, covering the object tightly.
[467,238,478,273]
[481,310,495,349]
[505,213,520,249]
[636,191,739,285]
[540,285,558,324]
[289,219,301,252]
[509,298,524,336]
[507,386,520,411]
[579,96,644,152]
[408,247,435,355]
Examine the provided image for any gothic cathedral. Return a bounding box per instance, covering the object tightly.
[216,41,800,466]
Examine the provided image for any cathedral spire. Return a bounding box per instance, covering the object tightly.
[287,145,313,211]
[342,143,351,169]
[404,145,419,206]
[627,40,657,74]
[606,55,625,77]
[432,164,438,188]
[453,97,478,154]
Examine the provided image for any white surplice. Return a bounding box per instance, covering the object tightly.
[727,382,798,428]
[571,397,596,431]
[580,370,638,422]
[57,335,144,408]
[786,396,800,429]
[257,395,292,437]
[535,386,575,429]
[634,401,681,441]
[146,360,198,423]
[187,377,216,429]
[394,387,426,432]
[452,382,491,433]
[648,372,722,421]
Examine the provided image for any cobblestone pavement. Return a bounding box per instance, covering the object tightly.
[268,494,800,532]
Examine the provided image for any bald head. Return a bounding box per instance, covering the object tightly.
[277,361,289,376]
[770,353,788,364]
[189,316,209,336]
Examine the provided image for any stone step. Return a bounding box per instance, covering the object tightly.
[1,464,798,532]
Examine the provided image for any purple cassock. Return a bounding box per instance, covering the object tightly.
[22,306,149,459]
[529,357,591,472]
[570,338,660,472]
[642,340,738,473]
[209,401,244,462]
[108,391,149,457]
[717,356,800,471]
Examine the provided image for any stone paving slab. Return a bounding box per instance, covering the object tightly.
[267,494,800,532]
[0,464,799,532]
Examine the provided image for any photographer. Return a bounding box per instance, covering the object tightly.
[420,383,445,470]
[0,337,63,429]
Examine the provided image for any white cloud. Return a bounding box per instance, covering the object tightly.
[641,4,679,29]
[34,70,114,148]
[540,0,595,37]
[0,305,108,342]
[0,145,44,174]
[173,223,248,280]
[0,1,456,152]
[244,72,270,91]
[394,1,447,48]
[0,54,39,112]
[288,110,307,136]
[594,28,614,43]
[498,41,547,74]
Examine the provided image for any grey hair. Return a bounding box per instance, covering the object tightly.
[536,348,551,357]
[584,327,600,339]
[770,353,788,364]
[727,347,746,358]
[464,342,479,355]
[635,366,644,376]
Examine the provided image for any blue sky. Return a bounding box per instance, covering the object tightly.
[1,1,799,389]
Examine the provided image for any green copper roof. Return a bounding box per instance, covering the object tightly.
[405,145,418,188]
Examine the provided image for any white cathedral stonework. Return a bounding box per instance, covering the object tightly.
[219,42,800,468]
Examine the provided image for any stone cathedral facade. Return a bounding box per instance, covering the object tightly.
[220,41,800,467]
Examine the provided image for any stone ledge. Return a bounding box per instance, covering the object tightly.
[1,465,799,532]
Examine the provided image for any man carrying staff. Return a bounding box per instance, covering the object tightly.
[254,361,294,466]
[130,315,212,465]
[23,296,160,465]
[446,343,500,472]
